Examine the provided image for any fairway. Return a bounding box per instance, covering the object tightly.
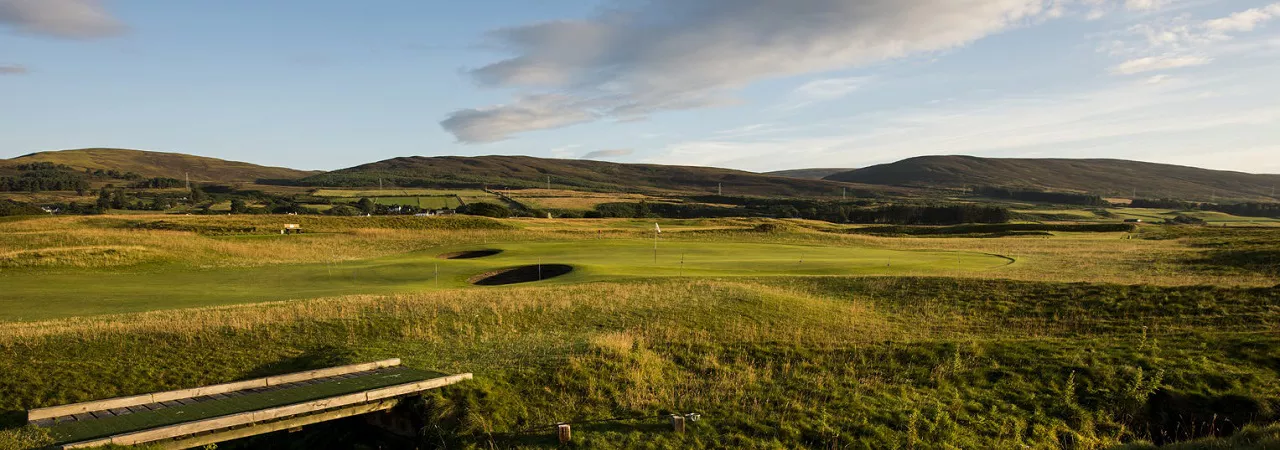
[0,239,1010,322]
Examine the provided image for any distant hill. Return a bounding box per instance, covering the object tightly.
[4,148,320,182]
[824,156,1280,202]
[300,155,904,197]
[765,168,853,180]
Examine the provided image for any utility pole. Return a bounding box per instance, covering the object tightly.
[717,183,722,196]
[185,172,190,191]
[547,176,551,190]
[379,178,383,191]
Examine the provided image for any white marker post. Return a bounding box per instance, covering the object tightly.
[654,223,661,264]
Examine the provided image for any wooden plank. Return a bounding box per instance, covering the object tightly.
[148,399,400,450]
[61,372,470,448]
[29,359,401,422]
[264,360,399,386]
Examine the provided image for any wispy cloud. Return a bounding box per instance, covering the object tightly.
[1103,3,1280,75]
[1110,55,1210,74]
[0,0,124,39]
[0,64,28,75]
[781,76,873,110]
[582,149,634,159]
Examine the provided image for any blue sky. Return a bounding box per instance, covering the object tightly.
[2,0,1278,173]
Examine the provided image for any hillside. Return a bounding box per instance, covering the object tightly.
[4,148,320,183]
[299,155,903,197]
[825,155,1280,202]
[765,168,853,180]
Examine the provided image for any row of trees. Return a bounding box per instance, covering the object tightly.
[1131,198,1280,218]
[974,187,1107,206]
[582,201,1010,225]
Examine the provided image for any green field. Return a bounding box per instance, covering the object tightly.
[0,239,1007,321]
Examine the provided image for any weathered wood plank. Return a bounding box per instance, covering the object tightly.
[148,399,400,450]
[60,372,471,448]
[29,359,402,422]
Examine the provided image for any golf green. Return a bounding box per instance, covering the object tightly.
[0,239,1011,322]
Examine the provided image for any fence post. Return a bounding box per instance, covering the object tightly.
[557,423,571,444]
[670,415,685,433]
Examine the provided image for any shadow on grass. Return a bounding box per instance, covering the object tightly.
[0,409,26,430]
[481,421,672,446]
[243,345,360,379]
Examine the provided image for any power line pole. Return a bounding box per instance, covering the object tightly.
[717,183,722,196]
[185,172,190,191]
[547,176,551,190]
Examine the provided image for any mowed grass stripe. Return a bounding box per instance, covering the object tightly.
[45,367,438,444]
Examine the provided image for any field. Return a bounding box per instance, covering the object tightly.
[1,215,1278,449]
[501,188,655,211]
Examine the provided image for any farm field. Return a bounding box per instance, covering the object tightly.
[501,188,656,211]
[0,214,1278,449]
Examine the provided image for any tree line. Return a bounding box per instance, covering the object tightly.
[1131,198,1280,218]
[973,187,1107,206]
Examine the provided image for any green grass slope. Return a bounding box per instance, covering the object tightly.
[824,155,1280,202]
[300,155,902,197]
[0,239,1007,321]
[4,148,321,182]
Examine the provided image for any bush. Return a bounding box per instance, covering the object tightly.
[458,202,511,218]
[0,200,45,216]
[325,204,361,216]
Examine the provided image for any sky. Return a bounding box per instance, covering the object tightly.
[2,0,1279,174]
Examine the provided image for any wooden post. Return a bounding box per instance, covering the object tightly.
[557,423,571,444]
[670,415,685,433]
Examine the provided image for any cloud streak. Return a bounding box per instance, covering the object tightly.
[0,64,28,75]
[0,0,123,38]
[582,148,634,159]
[442,0,1072,142]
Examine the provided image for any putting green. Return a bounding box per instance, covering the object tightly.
[0,240,1010,322]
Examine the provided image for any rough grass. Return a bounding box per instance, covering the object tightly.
[1,278,1277,449]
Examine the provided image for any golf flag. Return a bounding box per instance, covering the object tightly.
[655,223,661,233]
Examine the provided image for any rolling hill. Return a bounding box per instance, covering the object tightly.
[824,156,1280,202]
[764,168,853,180]
[4,148,320,183]
[298,155,905,197]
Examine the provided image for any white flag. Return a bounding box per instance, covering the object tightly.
[655,223,661,233]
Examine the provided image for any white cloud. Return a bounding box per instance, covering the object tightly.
[0,0,123,38]
[582,148,634,159]
[1203,3,1280,33]
[1110,55,1210,74]
[1124,0,1169,11]
[1102,3,1280,75]
[443,0,1073,142]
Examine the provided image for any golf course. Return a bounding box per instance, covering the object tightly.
[2,213,1279,449]
[0,232,1011,321]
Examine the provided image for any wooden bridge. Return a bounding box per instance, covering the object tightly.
[27,359,471,449]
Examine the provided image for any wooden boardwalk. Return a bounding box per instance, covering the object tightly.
[28,359,471,449]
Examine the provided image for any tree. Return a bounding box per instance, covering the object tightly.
[230,198,249,214]
[190,186,206,204]
[110,190,126,209]
[356,198,376,215]
[96,189,112,210]
[326,204,361,216]
[458,202,511,218]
